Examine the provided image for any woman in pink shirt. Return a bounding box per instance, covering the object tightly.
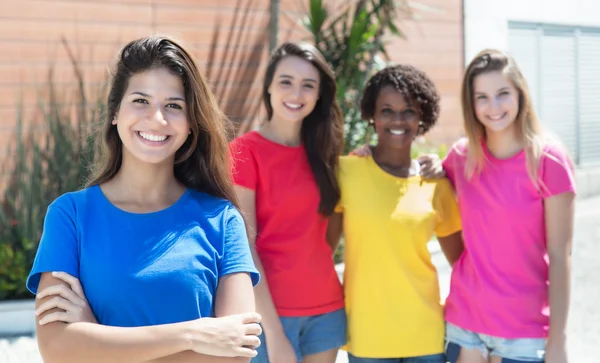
[443,49,576,363]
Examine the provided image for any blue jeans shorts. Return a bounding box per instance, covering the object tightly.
[347,353,446,363]
[252,308,347,363]
[445,322,546,362]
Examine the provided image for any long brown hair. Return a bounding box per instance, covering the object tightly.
[86,36,239,207]
[262,42,344,216]
[461,49,547,185]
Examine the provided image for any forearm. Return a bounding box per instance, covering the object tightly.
[146,351,251,363]
[38,320,191,363]
[249,245,284,337]
[548,253,571,340]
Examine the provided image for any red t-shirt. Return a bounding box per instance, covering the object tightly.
[229,131,344,317]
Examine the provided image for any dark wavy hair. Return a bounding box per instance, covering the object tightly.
[262,42,344,216]
[86,35,238,207]
[360,64,441,135]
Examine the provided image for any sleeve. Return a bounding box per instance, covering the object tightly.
[539,144,577,199]
[433,180,462,238]
[219,206,260,286]
[26,199,80,295]
[229,138,258,191]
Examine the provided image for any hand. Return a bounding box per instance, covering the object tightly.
[545,337,568,363]
[35,271,97,325]
[189,313,262,358]
[417,154,446,179]
[265,332,298,363]
[349,144,372,157]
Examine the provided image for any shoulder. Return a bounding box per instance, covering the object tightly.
[186,190,241,220]
[230,131,260,153]
[423,178,455,198]
[541,139,574,170]
[447,138,469,159]
[338,155,369,172]
[48,186,98,215]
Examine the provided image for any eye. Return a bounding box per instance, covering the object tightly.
[166,103,183,110]
[476,95,487,100]
[303,84,315,89]
[381,108,392,114]
[280,80,292,86]
[133,98,149,104]
[403,110,417,117]
[499,91,510,97]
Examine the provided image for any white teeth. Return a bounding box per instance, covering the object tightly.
[284,103,302,109]
[488,114,505,120]
[389,129,406,135]
[138,132,168,142]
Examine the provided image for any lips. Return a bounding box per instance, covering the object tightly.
[388,129,407,136]
[487,112,507,121]
[137,131,169,143]
[283,102,304,111]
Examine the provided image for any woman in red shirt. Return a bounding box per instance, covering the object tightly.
[230,42,346,363]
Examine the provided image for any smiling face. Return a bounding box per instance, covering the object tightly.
[373,85,420,150]
[472,70,520,135]
[267,56,320,124]
[112,67,190,166]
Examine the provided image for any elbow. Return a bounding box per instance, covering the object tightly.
[37,332,79,363]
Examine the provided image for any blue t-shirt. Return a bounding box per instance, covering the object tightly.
[26,185,259,327]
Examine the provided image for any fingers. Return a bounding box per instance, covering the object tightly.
[52,271,85,300]
[244,322,262,336]
[37,284,85,307]
[35,296,76,317]
[241,335,261,348]
[238,312,261,324]
[234,346,259,358]
[38,311,71,325]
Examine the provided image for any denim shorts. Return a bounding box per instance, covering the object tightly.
[347,353,446,363]
[252,308,347,363]
[445,322,546,362]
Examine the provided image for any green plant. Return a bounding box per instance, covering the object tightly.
[0,40,104,300]
[303,0,414,153]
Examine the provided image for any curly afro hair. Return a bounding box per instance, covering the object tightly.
[360,64,441,135]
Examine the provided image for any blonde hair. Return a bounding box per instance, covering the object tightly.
[460,49,548,187]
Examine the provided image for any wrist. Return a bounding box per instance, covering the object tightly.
[178,319,201,351]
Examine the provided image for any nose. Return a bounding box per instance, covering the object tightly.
[147,105,168,126]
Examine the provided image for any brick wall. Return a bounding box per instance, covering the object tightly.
[0,0,463,154]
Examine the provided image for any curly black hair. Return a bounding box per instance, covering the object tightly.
[360,64,441,135]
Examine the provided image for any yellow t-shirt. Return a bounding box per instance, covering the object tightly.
[336,155,461,358]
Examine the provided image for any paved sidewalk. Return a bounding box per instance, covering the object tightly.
[2,196,599,363]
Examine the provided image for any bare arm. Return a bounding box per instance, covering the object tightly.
[545,192,575,348]
[233,185,285,340]
[35,273,192,363]
[35,272,260,363]
[326,212,344,255]
[437,231,464,266]
[147,273,258,363]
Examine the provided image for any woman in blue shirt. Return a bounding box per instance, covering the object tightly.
[26,36,261,363]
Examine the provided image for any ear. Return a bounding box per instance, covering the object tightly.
[112,112,118,125]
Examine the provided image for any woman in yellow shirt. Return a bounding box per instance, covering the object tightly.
[327,64,464,363]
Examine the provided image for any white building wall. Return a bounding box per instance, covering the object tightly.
[464,0,600,63]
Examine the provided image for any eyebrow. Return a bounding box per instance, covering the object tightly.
[474,87,511,95]
[279,74,317,83]
[130,91,186,102]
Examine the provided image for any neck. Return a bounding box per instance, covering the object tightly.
[485,126,524,159]
[260,116,303,147]
[106,153,183,206]
[372,144,412,169]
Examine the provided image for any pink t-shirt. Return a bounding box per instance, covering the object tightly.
[442,138,576,338]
